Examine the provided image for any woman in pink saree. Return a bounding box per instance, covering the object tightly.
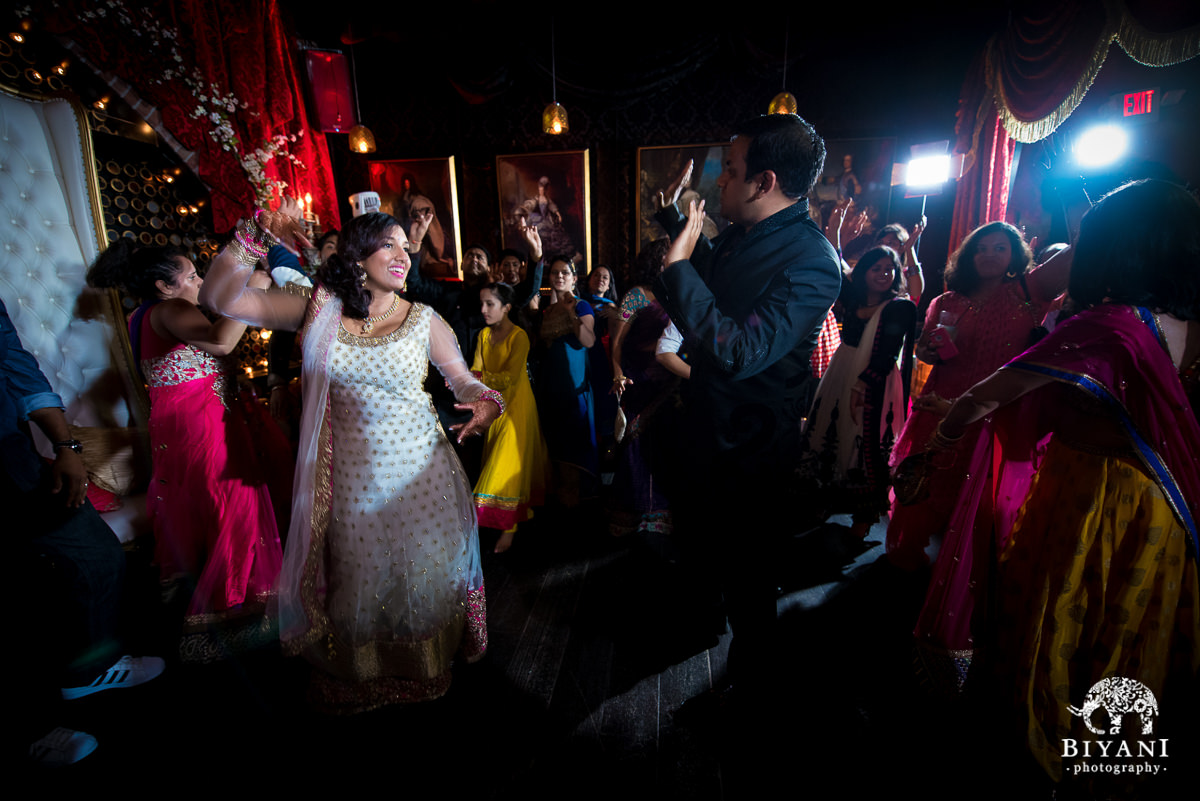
[926,180,1200,785]
[89,242,284,661]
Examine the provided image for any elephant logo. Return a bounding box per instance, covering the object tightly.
[1067,677,1159,736]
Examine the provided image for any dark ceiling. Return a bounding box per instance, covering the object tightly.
[284,3,1007,142]
[280,3,1011,266]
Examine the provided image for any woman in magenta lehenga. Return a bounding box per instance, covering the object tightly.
[885,221,1068,689]
[89,241,285,662]
[926,180,1200,784]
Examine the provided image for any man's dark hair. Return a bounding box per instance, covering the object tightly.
[734,114,826,199]
[316,228,340,251]
[498,248,526,265]
[464,243,492,264]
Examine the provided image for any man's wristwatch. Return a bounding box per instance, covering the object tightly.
[53,439,84,455]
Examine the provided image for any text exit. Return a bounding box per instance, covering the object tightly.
[1124,90,1155,117]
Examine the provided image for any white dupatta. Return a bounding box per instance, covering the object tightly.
[277,290,340,645]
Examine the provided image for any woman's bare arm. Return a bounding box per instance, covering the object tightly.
[656,351,691,379]
[200,249,308,331]
[937,366,1054,441]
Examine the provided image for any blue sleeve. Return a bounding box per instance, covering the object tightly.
[514,259,544,307]
[0,297,63,419]
[267,244,302,271]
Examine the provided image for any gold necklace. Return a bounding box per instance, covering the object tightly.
[360,295,399,334]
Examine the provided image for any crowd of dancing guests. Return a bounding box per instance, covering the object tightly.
[790,181,1198,796]
[28,174,1194,793]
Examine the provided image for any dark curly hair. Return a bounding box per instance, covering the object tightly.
[1069,179,1200,319]
[734,114,826,199]
[631,238,670,288]
[87,239,187,300]
[943,221,1031,296]
[846,246,903,311]
[318,212,402,318]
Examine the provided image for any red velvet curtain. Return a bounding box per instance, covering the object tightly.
[949,0,1200,255]
[46,0,340,232]
[949,50,1017,258]
[991,0,1108,131]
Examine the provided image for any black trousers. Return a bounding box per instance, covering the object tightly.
[673,462,790,696]
[9,470,125,741]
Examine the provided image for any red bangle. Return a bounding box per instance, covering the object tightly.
[479,389,505,416]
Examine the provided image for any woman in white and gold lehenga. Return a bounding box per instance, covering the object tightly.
[201,207,502,713]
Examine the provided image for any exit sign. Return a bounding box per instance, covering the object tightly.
[1124,89,1158,117]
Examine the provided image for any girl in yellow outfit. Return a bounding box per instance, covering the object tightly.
[472,283,549,551]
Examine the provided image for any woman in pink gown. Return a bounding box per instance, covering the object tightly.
[886,222,1068,689]
[89,242,284,661]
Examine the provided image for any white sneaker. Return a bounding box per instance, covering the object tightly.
[61,655,166,700]
[29,727,98,766]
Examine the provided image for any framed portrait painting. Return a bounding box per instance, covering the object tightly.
[636,143,732,254]
[368,157,462,279]
[813,137,897,239]
[496,150,590,272]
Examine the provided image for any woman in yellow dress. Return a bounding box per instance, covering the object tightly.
[473,283,549,552]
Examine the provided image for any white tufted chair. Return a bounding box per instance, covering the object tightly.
[0,84,148,541]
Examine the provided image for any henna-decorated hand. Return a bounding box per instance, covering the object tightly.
[451,397,501,442]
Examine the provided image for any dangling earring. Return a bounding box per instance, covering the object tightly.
[1005,268,1019,279]
[357,263,366,287]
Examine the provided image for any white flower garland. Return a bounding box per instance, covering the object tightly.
[41,0,307,206]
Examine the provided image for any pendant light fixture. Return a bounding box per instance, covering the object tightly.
[542,20,568,135]
[768,26,797,115]
[347,45,376,153]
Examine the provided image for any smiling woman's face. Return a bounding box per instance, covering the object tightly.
[864,255,897,295]
[359,226,411,293]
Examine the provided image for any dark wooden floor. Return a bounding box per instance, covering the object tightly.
[24,504,1196,798]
